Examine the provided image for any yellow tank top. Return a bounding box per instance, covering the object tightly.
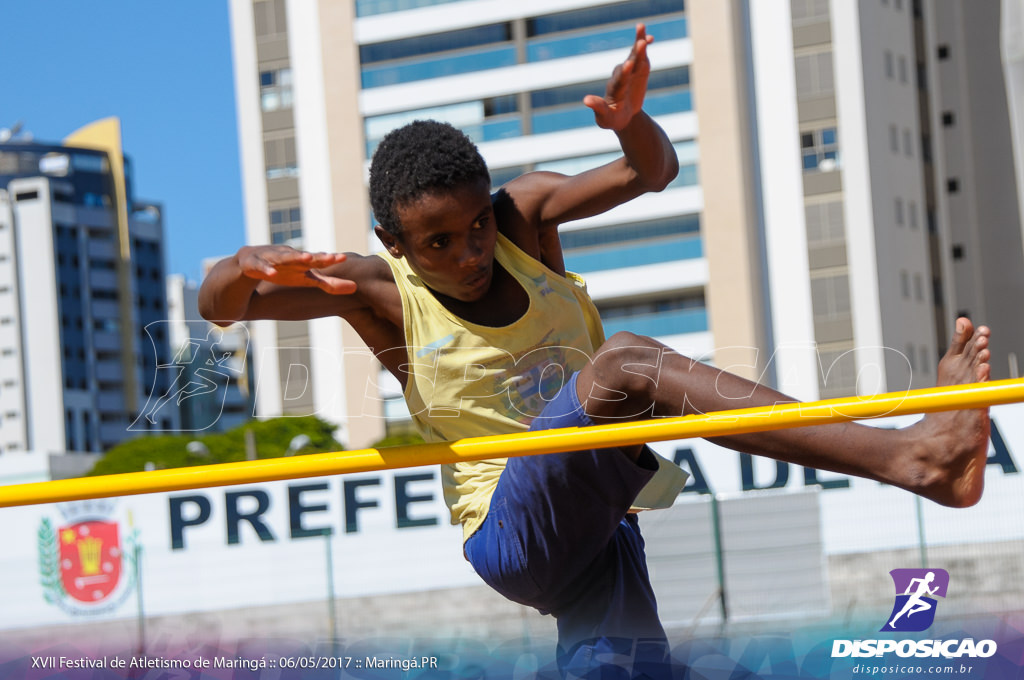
[379,233,688,541]
[380,234,604,540]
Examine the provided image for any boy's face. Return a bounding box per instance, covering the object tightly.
[378,178,497,303]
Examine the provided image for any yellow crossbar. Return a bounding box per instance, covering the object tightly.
[3,378,1024,508]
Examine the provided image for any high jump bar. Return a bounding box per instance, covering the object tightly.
[3,378,1024,508]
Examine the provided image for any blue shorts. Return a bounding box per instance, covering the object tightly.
[463,372,670,674]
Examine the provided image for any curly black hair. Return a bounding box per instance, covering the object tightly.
[369,120,490,237]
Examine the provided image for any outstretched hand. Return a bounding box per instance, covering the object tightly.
[236,245,357,295]
[583,23,653,131]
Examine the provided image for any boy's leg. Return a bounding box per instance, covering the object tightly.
[575,318,992,508]
[463,373,668,656]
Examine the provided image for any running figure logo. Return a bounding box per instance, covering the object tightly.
[881,568,950,632]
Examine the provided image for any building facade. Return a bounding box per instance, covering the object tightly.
[921,0,1024,380]
[166,272,255,433]
[229,0,702,441]
[0,118,176,456]
[717,0,1024,398]
[227,0,1024,442]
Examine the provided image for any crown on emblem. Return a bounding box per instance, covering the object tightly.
[56,498,118,523]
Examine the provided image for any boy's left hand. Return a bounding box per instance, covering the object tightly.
[584,23,653,131]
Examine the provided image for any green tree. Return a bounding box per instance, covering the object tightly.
[87,416,344,476]
[370,430,426,448]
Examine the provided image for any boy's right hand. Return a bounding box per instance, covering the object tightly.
[236,245,357,294]
[583,23,653,132]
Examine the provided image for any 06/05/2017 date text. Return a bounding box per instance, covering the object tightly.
[279,656,440,671]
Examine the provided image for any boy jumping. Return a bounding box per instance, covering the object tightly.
[200,25,991,675]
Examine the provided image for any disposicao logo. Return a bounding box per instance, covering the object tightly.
[881,568,949,632]
[831,568,998,659]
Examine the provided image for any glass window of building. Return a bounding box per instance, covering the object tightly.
[364,98,520,156]
[817,348,857,395]
[360,23,511,64]
[531,67,690,135]
[810,273,851,319]
[794,50,834,99]
[526,0,683,36]
[362,45,517,88]
[254,0,287,37]
[260,68,292,112]
[265,136,299,179]
[359,1,684,88]
[801,126,839,171]
[563,215,703,273]
[791,0,830,24]
[356,0,465,18]
[270,206,302,245]
[804,200,845,245]
[597,293,707,338]
[527,15,686,63]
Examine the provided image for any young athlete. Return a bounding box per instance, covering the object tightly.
[200,25,991,675]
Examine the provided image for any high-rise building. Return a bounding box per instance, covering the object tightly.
[0,118,176,456]
[921,0,1024,379]
[229,0,696,443]
[166,271,256,433]
[226,0,1023,443]
[229,0,388,447]
[697,0,1024,398]
[745,0,1024,397]
[1004,0,1024,277]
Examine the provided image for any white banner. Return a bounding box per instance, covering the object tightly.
[1,404,1021,631]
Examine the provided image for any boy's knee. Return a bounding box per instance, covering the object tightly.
[596,333,662,386]
[598,332,661,365]
[583,333,664,418]
[601,330,652,349]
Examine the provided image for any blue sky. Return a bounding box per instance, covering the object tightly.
[0,1,244,282]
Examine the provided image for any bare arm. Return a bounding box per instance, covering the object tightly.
[198,245,395,326]
[498,23,678,261]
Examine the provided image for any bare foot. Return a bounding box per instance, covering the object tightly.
[905,318,991,507]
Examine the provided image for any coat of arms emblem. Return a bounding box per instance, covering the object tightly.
[58,519,122,603]
[38,500,138,615]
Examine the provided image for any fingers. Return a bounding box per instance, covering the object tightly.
[583,93,618,130]
[618,24,651,83]
[585,23,654,129]
[631,23,651,54]
[313,275,358,295]
[627,23,652,64]
[239,245,348,287]
[297,250,347,268]
[264,249,346,271]
[583,93,608,114]
[243,255,281,279]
